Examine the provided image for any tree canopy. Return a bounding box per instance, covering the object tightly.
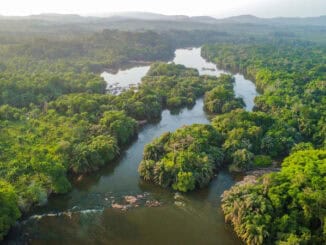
[222,150,326,244]
[139,124,224,192]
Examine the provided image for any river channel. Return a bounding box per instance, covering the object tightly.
[7,47,258,244]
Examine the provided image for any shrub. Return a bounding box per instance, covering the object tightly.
[253,155,273,168]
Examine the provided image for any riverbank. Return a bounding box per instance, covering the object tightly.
[5,47,258,244]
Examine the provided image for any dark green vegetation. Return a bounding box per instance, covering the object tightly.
[222,150,326,244]
[212,109,300,172]
[202,42,325,166]
[0,14,325,44]
[142,63,227,110]
[140,40,325,187]
[0,30,175,108]
[139,124,223,192]
[0,24,225,238]
[0,60,222,233]
[138,71,243,191]
[0,45,226,237]
[0,13,325,242]
[139,24,325,243]
[204,75,244,114]
[0,181,20,240]
[201,38,325,244]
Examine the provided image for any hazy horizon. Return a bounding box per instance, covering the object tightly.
[1,0,325,18]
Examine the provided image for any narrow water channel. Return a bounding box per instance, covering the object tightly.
[7,48,258,244]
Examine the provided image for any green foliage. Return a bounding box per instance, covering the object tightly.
[222,150,326,244]
[253,155,273,168]
[0,105,21,120]
[0,31,187,222]
[0,55,229,239]
[147,62,198,77]
[204,74,244,114]
[0,19,325,242]
[0,57,226,241]
[290,142,314,153]
[203,42,325,148]
[70,135,118,173]
[100,111,137,146]
[139,124,223,192]
[0,181,21,240]
[212,109,299,170]
[204,40,325,244]
[172,172,196,192]
[141,62,222,110]
[229,149,254,172]
[0,30,176,108]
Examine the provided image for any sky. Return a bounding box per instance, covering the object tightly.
[0,0,325,18]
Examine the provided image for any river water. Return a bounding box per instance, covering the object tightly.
[7,48,258,244]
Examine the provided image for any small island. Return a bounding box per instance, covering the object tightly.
[139,124,224,192]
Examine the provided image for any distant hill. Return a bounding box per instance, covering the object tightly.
[220,15,262,24]
[0,13,95,23]
[0,12,325,26]
[270,15,326,26]
[94,12,326,26]
[97,12,188,21]
[189,16,220,24]
[0,12,325,37]
[220,14,326,26]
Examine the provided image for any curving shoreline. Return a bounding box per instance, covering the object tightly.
[6,47,258,244]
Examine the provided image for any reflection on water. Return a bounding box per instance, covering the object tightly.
[173,47,259,111]
[101,47,259,110]
[173,47,225,76]
[233,74,258,111]
[6,47,258,244]
[101,66,150,94]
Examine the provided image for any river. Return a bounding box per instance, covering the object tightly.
[7,47,258,244]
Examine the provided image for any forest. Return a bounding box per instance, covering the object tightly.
[0,46,236,238]
[0,13,325,244]
[138,27,325,244]
[139,124,223,192]
[140,41,325,184]
[222,149,325,244]
[0,29,193,239]
[203,41,325,243]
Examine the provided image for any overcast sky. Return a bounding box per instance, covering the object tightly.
[1,0,325,17]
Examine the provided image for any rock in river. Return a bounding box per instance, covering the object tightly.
[124,195,138,204]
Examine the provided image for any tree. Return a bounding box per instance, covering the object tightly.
[222,150,326,244]
[139,124,223,192]
[0,181,21,240]
[230,149,254,172]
